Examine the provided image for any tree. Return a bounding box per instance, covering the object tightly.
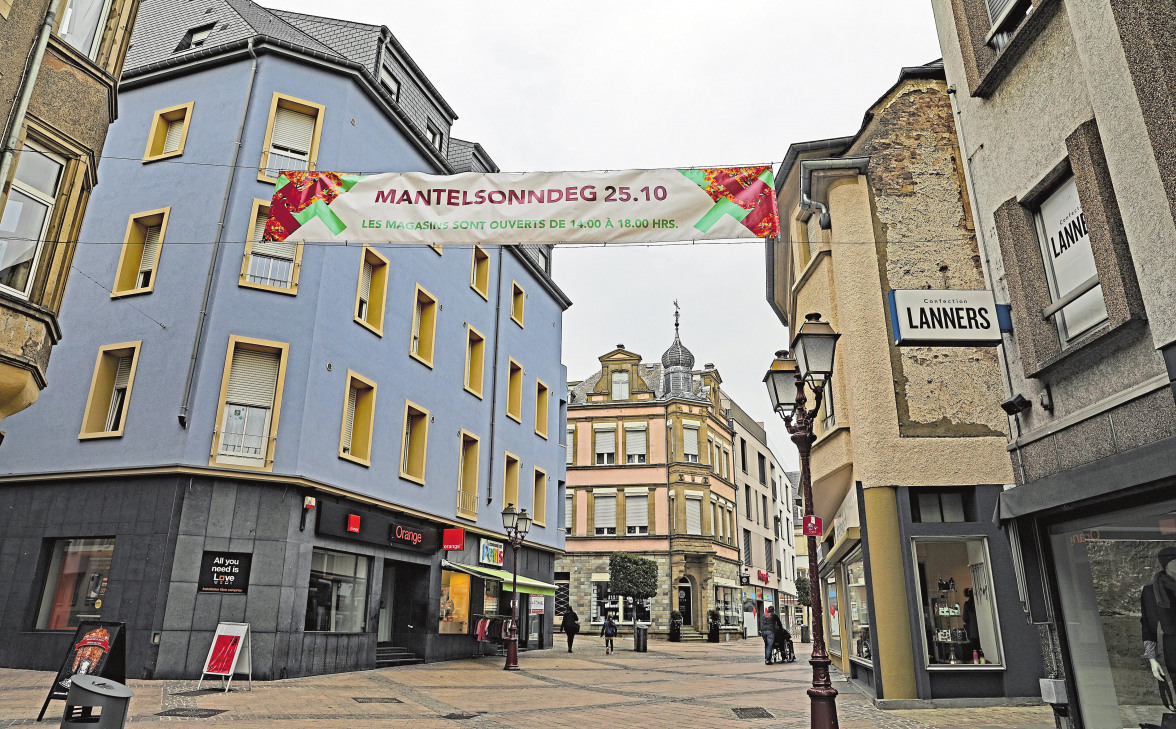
[795,575,811,608]
[608,553,658,630]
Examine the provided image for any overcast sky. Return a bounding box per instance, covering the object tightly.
[270,1,945,469]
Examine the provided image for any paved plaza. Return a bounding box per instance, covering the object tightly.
[0,637,1054,728]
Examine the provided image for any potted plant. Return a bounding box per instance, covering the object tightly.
[707,609,721,643]
[669,610,683,642]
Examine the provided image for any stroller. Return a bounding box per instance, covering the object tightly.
[771,627,796,664]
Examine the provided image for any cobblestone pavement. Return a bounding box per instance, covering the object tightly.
[0,637,1054,728]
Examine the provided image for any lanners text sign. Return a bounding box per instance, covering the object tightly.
[888,289,1010,346]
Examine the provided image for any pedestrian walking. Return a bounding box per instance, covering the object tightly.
[600,614,618,655]
[562,609,581,653]
[760,606,783,665]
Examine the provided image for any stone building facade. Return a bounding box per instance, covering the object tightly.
[931,0,1176,725]
[765,62,1042,704]
[0,0,140,430]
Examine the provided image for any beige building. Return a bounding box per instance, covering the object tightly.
[766,61,1041,703]
[0,0,140,432]
[931,0,1176,724]
[558,322,744,638]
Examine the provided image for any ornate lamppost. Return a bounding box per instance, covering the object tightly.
[501,502,532,671]
[764,313,841,729]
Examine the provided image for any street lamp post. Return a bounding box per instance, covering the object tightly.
[501,502,532,671]
[765,313,841,729]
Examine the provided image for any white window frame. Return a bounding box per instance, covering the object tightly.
[0,144,65,299]
[1034,175,1108,344]
[59,0,113,60]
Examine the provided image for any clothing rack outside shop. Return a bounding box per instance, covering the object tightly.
[472,614,514,657]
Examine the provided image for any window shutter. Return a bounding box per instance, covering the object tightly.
[743,530,753,564]
[138,225,161,274]
[342,384,358,452]
[612,371,629,399]
[226,348,279,407]
[566,427,574,465]
[985,0,1015,25]
[412,299,422,349]
[250,208,298,260]
[565,494,573,529]
[686,498,702,535]
[162,119,184,154]
[594,494,616,529]
[683,425,699,456]
[359,260,373,302]
[626,428,646,457]
[402,416,413,473]
[113,356,132,390]
[626,495,647,528]
[596,429,615,455]
[271,108,314,154]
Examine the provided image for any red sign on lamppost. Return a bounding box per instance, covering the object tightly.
[802,515,823,537]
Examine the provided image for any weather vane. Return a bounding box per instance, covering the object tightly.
[673,300,680,334]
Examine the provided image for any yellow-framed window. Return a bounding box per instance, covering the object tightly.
[532,467,547,526]
[339,370,377,466]
[210,335,289,471]
[464,324,486,398]
[470,245,490,299]
[143,102,194,162]
[79,341,142,439]
[503,452,520,509]
[258,93,325,182]
[534,379,549,439]
[409,284,438,367]
[400,400,430,484]
[355,246,389,335]
[240,198,302,294]
[510,280,525,326]
[112,208,169,296]
[506,359,523,422]
[457,431,480,519]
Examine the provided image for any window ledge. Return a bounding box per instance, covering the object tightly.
[399,471,425,485]
[338,452,370,467]
[456,510,478,522]
[79,430,124,440]
[506,412,522,424]
[535,430,548,439]
[471,285,489,301]
[463,385,484,400]
[972,0,1062,98]
[511,317,524,328]
[408,351,434,369]
[110,287,153,299]
[142,150,184,164]
[1024,315,1145,379]
[239,279,298,296]
[354,316,383,337]
[924,664,1006,671]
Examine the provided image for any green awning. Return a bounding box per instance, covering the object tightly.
[441,560,557,596]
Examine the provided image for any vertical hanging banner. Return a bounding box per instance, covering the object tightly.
[263,166,779,245]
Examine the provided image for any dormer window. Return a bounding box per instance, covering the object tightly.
[611,371,629,400]
[380,66,400,103]
[175,23,215,53]
[427,122,443,151]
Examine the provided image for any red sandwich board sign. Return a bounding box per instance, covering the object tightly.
[802,515,824,537]
[198,622,252,693]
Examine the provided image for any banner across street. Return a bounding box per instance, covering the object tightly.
[263,166,779,245]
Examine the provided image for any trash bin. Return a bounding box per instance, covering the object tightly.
[801,625,811,643]
[61,674,134,729]
[634,625,648,652]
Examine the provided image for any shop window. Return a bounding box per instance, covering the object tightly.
[594,492,616,535]
[470,245,489,299]
[532,467,547,525]
[913,538,1003,667]
[510,281,525,326]
[79,342,141,438]
[305,548,369,632]
[0,144,64,298]
[241,199,300,293]
[1050,505,1176,728]
[682,422,700,463]
[912,488,973,523]
[338,371,376,466]
[611,370,628,400]
[483,581,501,615]
[143,103,193,162]
[457,431,479,519]
[506,359,523,422]
[825,575,842,655]
[589,581,649,624]
[439,570,470,634]
[259,93,324,181]
[409,285,438,367]
[594,424,616,465]
[625,493,648,535]
[464,325,485,398]
[112,209,168,296]
[35,537,116,629]
[355,247,388,335]
[503,452,520,508]
[58,0,111,59]
[1035,176,1108,344]
[716,586,741,626]
[844,550,871,662]
[213,338,286,470]
[400,400,429,484]
[534,380,549,438]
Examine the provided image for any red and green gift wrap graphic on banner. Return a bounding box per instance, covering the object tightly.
[263,166,779,245]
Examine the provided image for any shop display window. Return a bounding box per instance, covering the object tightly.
[825,575,841,654]
[36,538,116,630]
[716,586,741,626]
[912,538,1002,666]
[1050,502,1176,729]
[439,570,471,634]
[590,581,649,624]
[845,551,872,662]
[304,548,369,633]
[484,580,501,616]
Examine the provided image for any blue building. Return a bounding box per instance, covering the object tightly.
[0,0,570,678]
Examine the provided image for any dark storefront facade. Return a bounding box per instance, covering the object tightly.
[0,475,556,679]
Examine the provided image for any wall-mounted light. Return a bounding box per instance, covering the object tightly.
[1000,394,1032,416]
[300,495,317,531]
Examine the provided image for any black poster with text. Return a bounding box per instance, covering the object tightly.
[198,551,253,594]
[38,621,126,721]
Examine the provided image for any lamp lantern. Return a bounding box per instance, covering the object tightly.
[501,502,518,531]
[791,313,841,384]
[763,350,799,419]
[516,508,532,538]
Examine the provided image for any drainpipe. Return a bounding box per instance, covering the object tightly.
[0,0,64,192]
[178,39,258,428]
[798,157,871,231]
[486,247,504,505]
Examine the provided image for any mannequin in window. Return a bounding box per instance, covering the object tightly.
[962,588,980,656]
[1142,546,1176,684]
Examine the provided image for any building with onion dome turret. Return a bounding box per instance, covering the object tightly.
[556,309,745,639]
